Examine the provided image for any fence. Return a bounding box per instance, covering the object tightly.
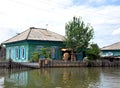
[39,60,120,68]
[0,61,39,69]
[0,60,120,69]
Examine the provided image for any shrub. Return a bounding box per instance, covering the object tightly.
[30,52,40,62]
[86,44,100,60]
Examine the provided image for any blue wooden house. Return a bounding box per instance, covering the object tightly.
[101,42,120,57]
[3,27,65,62]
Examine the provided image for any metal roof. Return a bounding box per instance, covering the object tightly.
[101,42,120,50]
[3,27,65,44]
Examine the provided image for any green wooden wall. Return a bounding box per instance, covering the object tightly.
[27,40,64,61]
[6,41,29,62]
[5,40,64,62]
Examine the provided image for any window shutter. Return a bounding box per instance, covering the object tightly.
[24,47,26,59]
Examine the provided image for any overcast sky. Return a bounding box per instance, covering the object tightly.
[0,0,120,47]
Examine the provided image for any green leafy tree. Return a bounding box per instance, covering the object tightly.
[64,16,94,53]
[86,44,100,60]
[30,47,51,62]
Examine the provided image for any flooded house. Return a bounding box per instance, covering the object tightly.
[101,42,120,60]
[0,45,6,60]
[3,27,65,62]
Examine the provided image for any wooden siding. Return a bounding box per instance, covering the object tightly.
[5,40,65,62]
[28,40,64,61]
[101,50,120,57]
[6,41,29,62]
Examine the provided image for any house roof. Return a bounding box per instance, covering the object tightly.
[3,27,65,44]
[101,42,120,50]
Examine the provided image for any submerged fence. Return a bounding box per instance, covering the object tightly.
[0,60,120,69]
[48,60,120,67]
[0,61,39,69]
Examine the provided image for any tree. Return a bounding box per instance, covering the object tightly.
[30,47,51,62]
[41,48,51,59]
[86,44,100,60]
[64,16,94,53]
[30,52,40,62]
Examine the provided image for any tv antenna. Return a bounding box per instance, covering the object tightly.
[46,24,48,29]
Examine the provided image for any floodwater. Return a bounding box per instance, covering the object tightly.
[0,67,120,88]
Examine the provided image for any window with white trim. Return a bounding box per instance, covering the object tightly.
[52,47,56,60]
[8,48,11,59]
[21,47,25,59]
[15,47,19,59]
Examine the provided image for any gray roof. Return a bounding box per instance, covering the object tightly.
[3,27,65,44]
[101,42,120,50]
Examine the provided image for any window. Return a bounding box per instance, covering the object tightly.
[15,47,19,59]
[35,46,43,52]
[21,47,25,59]
[52,47,56,60]
[106,52,113,56]
[8,48,11,59]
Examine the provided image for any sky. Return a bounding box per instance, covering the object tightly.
[0,0,120,48]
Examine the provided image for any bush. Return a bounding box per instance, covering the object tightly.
[30,47,52,62]
[30,52,40,62]
[86,44,100,60]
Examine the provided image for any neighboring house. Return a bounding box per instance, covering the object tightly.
[101,42,120,57]
[0,45,6,60]
[2,27,65,62]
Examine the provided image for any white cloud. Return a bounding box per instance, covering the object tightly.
[0,27,18,42]
[0,0,120,47]
[112,28,120,35]
[111,0,118,2]
[88,0,107,4]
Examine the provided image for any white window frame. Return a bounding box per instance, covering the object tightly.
[21,47,25,60]
[8,48,11,59]
[15,47,19,59]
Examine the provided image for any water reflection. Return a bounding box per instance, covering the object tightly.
[5,70,27,87]
[100,67,120,88]
[0,67,120,88]
[3,68,100,88]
